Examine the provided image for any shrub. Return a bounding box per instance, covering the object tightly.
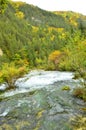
[70,115,86,130]
[73,87,86,101]
[0,62,28,89]
[48,50,63,69]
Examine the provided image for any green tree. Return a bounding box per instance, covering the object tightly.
[0,0,9,13]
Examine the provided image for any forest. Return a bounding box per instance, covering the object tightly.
[0,1,86,99]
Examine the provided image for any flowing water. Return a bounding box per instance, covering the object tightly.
[0,70,86,130]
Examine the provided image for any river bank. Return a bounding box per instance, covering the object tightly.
[0,70,86,130]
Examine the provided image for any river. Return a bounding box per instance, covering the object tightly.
[0,70,86,130]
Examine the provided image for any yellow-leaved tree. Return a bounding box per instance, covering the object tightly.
[48,50,62,69]
[15,11,24,19]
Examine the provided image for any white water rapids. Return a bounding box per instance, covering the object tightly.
[0,70,74,97]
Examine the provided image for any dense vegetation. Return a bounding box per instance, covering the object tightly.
[0,1,86,90]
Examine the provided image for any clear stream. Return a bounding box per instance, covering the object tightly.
[0,70,86,130]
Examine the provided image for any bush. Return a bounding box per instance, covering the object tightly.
[70,115,86,130]
[73,87,86,101]
[0,62,28,89]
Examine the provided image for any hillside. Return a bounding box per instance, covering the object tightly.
[0,1,86,71]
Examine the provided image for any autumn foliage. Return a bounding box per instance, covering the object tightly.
[0,62,28,88]
[48,50,62,69]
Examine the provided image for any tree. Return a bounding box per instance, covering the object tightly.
[48,50,62,69]
[0,0,9,13]
[15,11,24,19]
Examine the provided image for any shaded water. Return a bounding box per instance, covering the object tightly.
[0,70,86,130]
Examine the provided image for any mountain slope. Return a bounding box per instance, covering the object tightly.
[0,1,86,68]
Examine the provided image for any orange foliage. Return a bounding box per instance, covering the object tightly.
[48,50,62,65]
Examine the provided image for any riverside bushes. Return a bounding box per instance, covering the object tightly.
[0,62,28,89]
[73,87,86,101]
[70,116,86,130]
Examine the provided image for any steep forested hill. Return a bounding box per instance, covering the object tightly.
[0,1,86,70]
